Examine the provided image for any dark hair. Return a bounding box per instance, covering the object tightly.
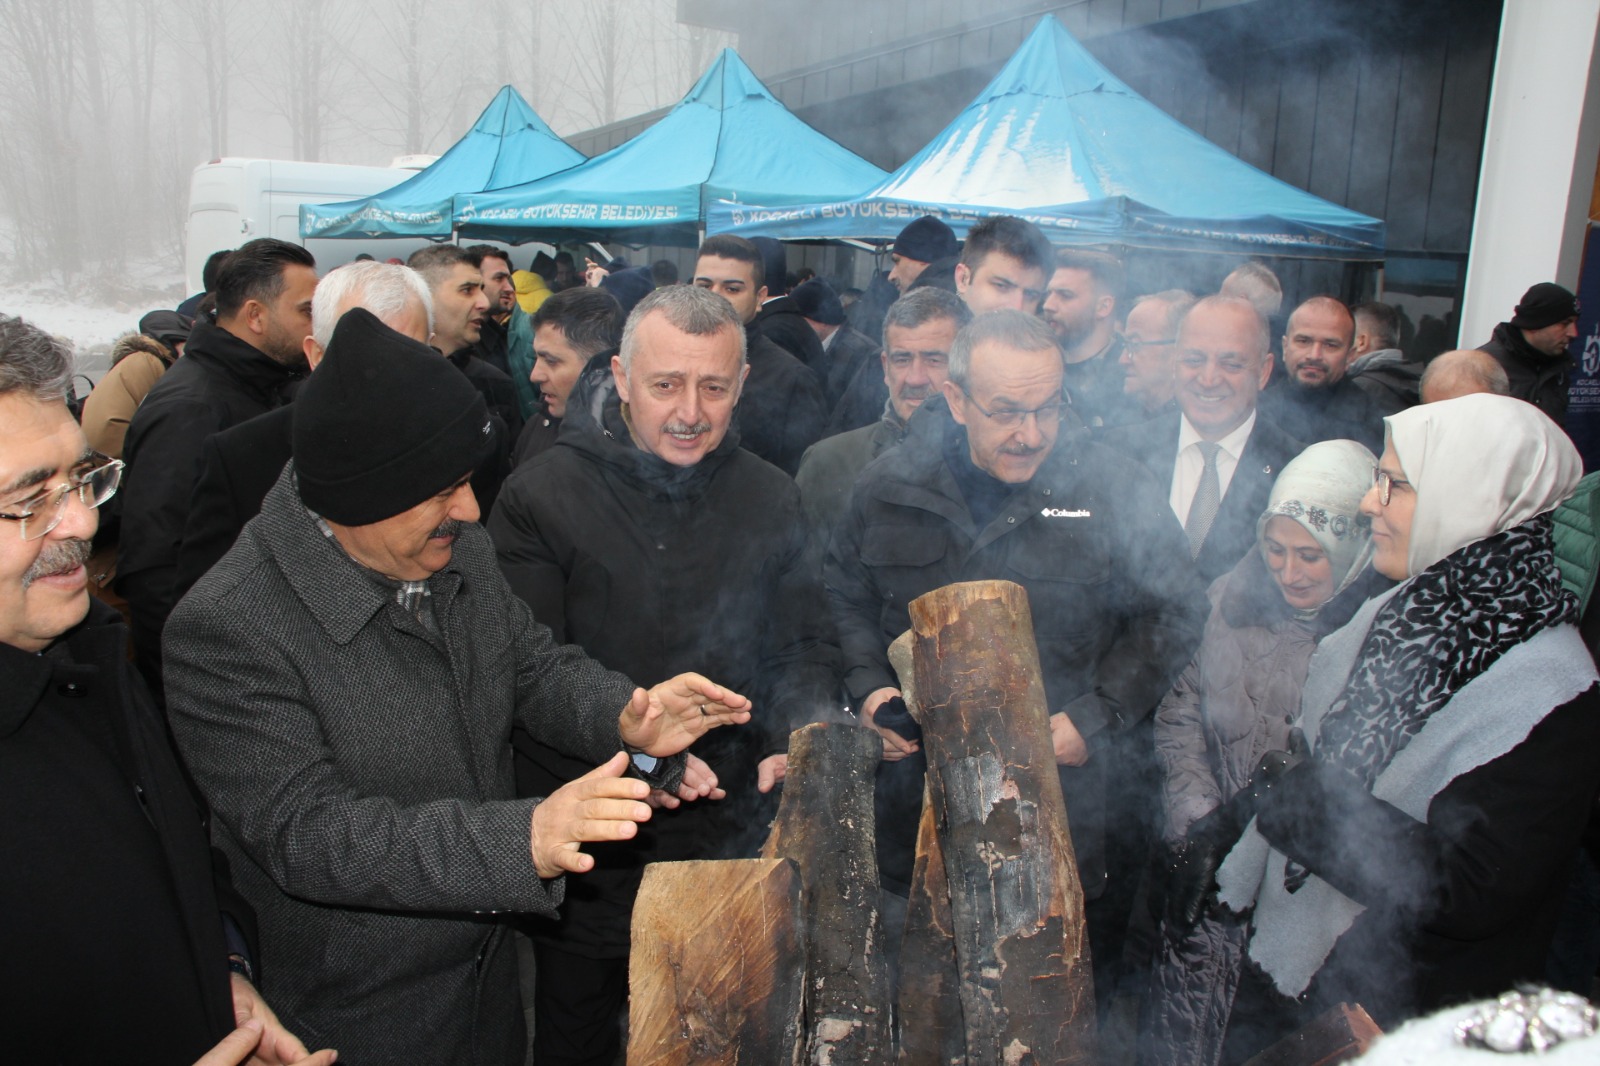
[554,251,575,267]
[213,238,315,320]
[960,216,1053,275]
[650,259,680,287]
[201,249,233,292]
[1353,300,1400,350]
[696,234,764,285]
[1054,248,1124,303]
[882,287,973,350]
[531,287,625,357]
[464,244,511,271]
[407,244,481,287]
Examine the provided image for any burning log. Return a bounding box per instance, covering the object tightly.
[1239,1004,1382,1066]
[907,579,1097,1066]
[762,722,893,1065]
[627,858,804,1066]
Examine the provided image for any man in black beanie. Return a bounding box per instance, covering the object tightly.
[1478,281,1581,426]
[792,276,883,409]
[751,235,829,381]
[888,214,960,295]
[161,307,753,1064]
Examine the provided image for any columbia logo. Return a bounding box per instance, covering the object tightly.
[1041,508,1091,518]
[481,421,492,436]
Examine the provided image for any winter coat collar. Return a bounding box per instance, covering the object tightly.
[0,598,125,737]
[1491,320,1572,368]
[183,318,304,404]
[253,465,466,645]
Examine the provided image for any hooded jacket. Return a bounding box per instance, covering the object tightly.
[487,371,840,952]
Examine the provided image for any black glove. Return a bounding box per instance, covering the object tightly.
[872,695,923,744]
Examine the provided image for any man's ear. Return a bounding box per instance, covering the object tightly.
[1095,293,1115,321]
[954,262,972,295]
[942,379,968,425]
[1257,351,1275,390]
[304,334,324,370]
[241,299,269,338]
[611,354,629,398]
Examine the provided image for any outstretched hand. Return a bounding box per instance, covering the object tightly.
[529,753,654,878]
[619,673,751,757]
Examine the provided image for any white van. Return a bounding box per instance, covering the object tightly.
[184,158,436,292]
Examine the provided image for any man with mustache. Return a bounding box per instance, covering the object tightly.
[0,315,333,1065]
[1257,296,1385,451]
[826,309,1207,1013]
[795,287,971,549]
[162,308,751,1063]
[488,285,839,1065]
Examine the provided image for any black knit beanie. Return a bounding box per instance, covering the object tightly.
[1511,282,1579,330]
[893,215,959,264]
[792,278,846,325]
[293,307,493,525]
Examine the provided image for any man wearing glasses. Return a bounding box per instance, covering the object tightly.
[1112,289,1196,425]
[825,309,1206,1010]
[1103,295,1304,585]
[0,316,332,1065]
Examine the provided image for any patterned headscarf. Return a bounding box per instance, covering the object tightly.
[1257,439,1377,605]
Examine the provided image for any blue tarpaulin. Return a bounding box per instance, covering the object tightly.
[452,49,887,246]
[300,86,583,240]
[707,16,1385,261]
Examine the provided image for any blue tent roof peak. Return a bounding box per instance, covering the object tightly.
[678,48,775,112]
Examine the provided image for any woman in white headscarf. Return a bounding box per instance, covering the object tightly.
[1141,440,1388,1066]
[1215,394,1600,1055]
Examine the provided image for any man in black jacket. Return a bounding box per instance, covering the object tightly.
[171,261,434,604]
[0,315,330,1066]
[117,238,316,697]
[693,234,827,474]
[489,284,839,1065]
[752,236,828,381]
[826,310,1206,1009]
[1477,281,1581,426]
[513,287,624,469]
[1257,296,1385,452]
[1102,295,1304,585]
[791,276,883,409]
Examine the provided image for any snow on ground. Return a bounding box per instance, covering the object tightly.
[1,271,187,385]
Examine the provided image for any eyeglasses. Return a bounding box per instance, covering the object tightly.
[1125,337,1176,354]
[1372,467,1410,507]
[0,453,124,540]
[960,388,1069,429]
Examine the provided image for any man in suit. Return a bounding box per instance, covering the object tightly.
[171,261,434,604]
[163,309,751,1063]
[1103,295,1303,585]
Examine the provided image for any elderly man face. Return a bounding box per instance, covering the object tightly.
[1120,298,1180,412]
[0,394,104,651]
[1282,299,1356,388]
[330,472,480,582]
[943,338,1066,484]
[882,315,959,423]
[1176,299,1273,440]
[612,311,747,467]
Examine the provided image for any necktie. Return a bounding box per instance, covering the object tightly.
[1185,441,1221,558]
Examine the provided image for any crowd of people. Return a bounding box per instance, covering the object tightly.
[5,209,1599,1066]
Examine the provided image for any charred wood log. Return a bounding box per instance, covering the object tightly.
[908,579,1097,1066]
[762,722,893,1066]
[628,858,804,1066]
[1239,1003,1382,1066]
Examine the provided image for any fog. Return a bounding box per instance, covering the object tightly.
[0,0,730,288]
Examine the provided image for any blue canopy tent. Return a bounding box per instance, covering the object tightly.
[300,86,584,240]
[452,49,887,246]
[707,16,1384,261]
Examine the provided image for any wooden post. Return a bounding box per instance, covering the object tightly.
[762,722,894,1066]
[628,858,804,1066]
[908,579,1097,1066]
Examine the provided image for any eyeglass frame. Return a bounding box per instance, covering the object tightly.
[1123,337,1177,354]
[1372,466,1410,507]
[0,452,124,540]
[958,386,1071,430]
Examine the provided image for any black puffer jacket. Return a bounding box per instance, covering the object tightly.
[1480,321,1575,426]
[488,372,840,953]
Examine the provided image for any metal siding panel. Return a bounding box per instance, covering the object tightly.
[880,49,905,90]
[1425,26,1496,252]
[959,28,991,70]
[827,64,851,103]
[1308,55,1359,207]
[1385,40,1447,251]
[851,59,878,97]
[1124,0,1163,25]
[930,34,961,77]
[1203,63,1246,158]
[1160,0,1202,16]
[1270,61,1319,196]
[1346,50,1402,224]
[904,41,934,82]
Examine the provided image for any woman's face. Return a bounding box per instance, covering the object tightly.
[1360,441,1416,580]
[1261,515,1336,610]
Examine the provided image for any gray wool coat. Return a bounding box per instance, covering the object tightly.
[164,466,642,1064]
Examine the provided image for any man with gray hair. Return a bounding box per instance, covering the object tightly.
[1420,348,1513,403]
[795,287,971,545]
[1111,289,1196,424]
[488,284,839,1065]
[172,261,433,601]
[827,309,1206,1012]
[0,315,333,1065]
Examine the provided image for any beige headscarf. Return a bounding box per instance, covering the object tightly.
[1257,439,1377,602]
[1385,393,1583,576]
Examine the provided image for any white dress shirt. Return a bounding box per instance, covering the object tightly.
[1170,411,1256,524]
